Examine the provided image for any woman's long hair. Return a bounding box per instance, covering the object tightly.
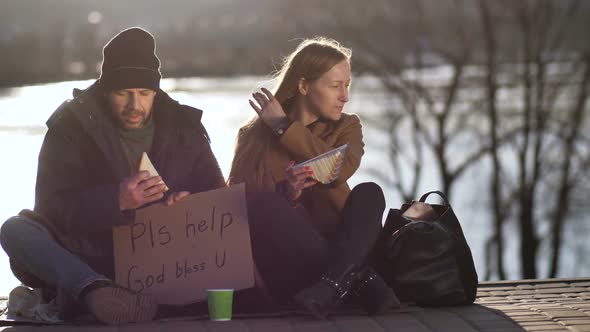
[228,37,352,187]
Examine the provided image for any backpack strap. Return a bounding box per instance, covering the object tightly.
[419,191,450,206]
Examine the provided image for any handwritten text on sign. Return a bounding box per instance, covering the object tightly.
[113,184,254,305]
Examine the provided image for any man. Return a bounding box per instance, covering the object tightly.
[0,27,225,325]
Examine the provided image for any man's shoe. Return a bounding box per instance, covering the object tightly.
[83,285,158,325]
[354,267,400,315]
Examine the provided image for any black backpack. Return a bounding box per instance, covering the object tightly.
[375,191,478,306]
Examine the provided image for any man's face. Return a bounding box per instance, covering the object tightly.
[106,88,156,129]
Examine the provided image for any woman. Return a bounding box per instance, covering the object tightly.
[229,38,398,317]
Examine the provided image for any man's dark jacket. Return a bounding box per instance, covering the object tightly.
[19,82,225,280]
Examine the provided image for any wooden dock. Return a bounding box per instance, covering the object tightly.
[1,277,590,331]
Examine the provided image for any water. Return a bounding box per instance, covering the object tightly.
[0,76,587,296]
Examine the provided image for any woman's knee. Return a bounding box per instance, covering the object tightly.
[246,191,291,221]
[351,182,385,209]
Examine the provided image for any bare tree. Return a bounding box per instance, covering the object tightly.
[548,53,590,277]
[479,0,507,280]
[500,0,584,279]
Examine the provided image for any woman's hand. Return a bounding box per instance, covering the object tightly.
[284,161,317,201]
[249,87,289,130]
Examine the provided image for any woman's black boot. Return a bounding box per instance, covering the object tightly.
[293,264,358,319]
[353,266,400,315]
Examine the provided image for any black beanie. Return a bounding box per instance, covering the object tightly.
[99,27,161,91]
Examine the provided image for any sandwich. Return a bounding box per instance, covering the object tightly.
[138,152,169,191]
[292,144,348,184]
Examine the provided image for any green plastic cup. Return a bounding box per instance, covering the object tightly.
[207,289,234,321]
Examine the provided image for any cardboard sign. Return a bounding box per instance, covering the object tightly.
[113,183,254,305]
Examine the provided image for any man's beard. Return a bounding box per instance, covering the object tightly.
[120,109,148,129]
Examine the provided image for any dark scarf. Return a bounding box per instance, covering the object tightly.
[117,114,155,173]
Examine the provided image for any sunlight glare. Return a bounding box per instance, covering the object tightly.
[88,11,103,25]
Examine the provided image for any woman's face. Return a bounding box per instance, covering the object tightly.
[302,60,351,121]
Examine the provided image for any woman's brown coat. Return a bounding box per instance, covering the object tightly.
[231,113,364,233]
